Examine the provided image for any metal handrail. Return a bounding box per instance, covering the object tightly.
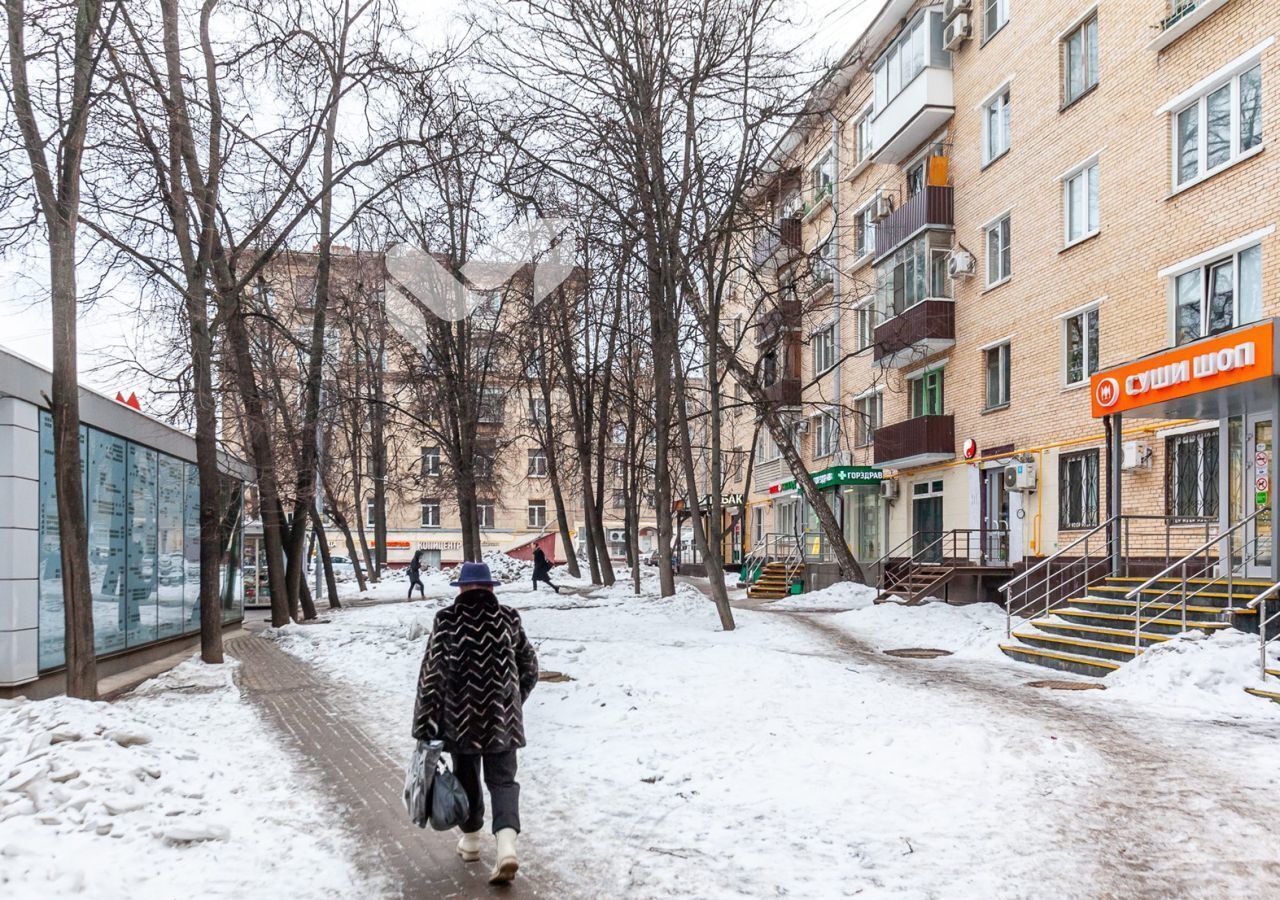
[1245,583,1280,682]
[1000,517,1113,602]
[1123,507,1261,604]
[878,527,1010,603]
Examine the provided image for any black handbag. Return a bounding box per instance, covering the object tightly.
[428,757,470,831]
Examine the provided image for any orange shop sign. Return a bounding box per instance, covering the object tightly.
[1090,321,1276,418]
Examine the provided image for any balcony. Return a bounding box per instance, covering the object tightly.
[873,299,955,369]
[762,377,802,409]
[755,298,802,347]
[752,217,801,267]
[874,186,953,261]
[870,67,954,165]
[873,414,954,469]
[1150,0,1234,51]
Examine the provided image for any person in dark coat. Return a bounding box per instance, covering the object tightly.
[407,549,426,600]
[531,546,559,594]
[412,561,538,884]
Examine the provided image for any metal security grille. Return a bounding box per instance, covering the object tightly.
[1167,430,1219,519]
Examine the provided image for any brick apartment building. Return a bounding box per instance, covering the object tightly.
[731,0,1280,607]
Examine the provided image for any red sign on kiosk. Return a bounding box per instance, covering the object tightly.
[1090,321,1276,417]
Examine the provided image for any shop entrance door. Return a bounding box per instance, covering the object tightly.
[981,468,1010,564]
[912,480,944,563]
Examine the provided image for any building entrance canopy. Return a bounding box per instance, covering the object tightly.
[1090,320,1278,420]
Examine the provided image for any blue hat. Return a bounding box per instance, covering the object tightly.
[450,561,500,587]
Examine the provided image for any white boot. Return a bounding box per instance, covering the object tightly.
[489,828,519,884]
[456,831,482,862]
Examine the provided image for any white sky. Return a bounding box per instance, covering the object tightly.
[0,0,879,395]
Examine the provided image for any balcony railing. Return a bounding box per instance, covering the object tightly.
[751,217,801,267]
[874,186,953,261]
[873,414,954,468]
[873,299,955,367]
[762,377,802,408]
[755,298,802,346]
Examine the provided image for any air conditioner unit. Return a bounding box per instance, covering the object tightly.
[881,479,899,501]
[948,248,976,278]
[943,13,972,51]
[1121,441,1153,471]
[872,193,894,222]
[608,529,626,542]
[1003,461,1038,492]
[943,0,971,22]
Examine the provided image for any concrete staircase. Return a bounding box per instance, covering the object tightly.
[1245,667,1280,704]
[747,561,804,600]
[1000,576,1266,678]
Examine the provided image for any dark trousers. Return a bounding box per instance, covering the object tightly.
[451,750,520,834]
[407,574,425,599]
[532,572,557,592]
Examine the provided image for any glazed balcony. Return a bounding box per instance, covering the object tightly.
[873,299,955,369]
[870,67,954,165]
[752,217,802,267]
[873,414,954,469]
[874,186,953,261]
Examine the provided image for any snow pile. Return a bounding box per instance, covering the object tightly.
[765,579,878,610]
[0,659,372,899]
[1104,629,1280,716]
[828,596,1012,659]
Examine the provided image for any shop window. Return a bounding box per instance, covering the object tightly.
[1167,430,1219,519]
[1059,449,1099,529]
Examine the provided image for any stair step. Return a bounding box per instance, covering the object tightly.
[1266,668,1280,679]
[1050,609,1230,633]
[1012,630,1142,662]
[1106,576,1274,589]
[1088,585,1252,602]
[999,643,1119,677]
[1030,619,1171,646]
[1070,597,1236,618]
[1243,687,1280,703]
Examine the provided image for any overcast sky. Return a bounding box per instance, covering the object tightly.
[0,0,879,395]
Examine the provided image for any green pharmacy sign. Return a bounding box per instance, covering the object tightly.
[778,465,883,493]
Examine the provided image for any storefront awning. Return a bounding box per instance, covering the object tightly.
[1090,319,1278,420]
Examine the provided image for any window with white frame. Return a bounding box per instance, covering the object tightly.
[475,451,495,479]
[1174,63,1262,189]
[874,11,947,114]
[477,501,495,529]
[1062,13,1098,106]
[528,500,548,529]
[814,239,835,287]
[365,498,375,528]
[855,105,874,163]
[528,397,548,426]
[527,448,548,477]
[855,303,875,352]
[854,204,876,259]
[812,323,837,374]
[1063,305,1100,386]
[1167,429,1219,519]
[854,392,882,447]
[810,146,834,202]
[984,0,1008,41]
[421,445,441,477]
[421,499,441,528]
[1063,160,1099,246]
[983,88,1011,165]
[984,342,1011,409]
[814,408,840,458]
[986,214,1012,286]
[1173,242,1262,345]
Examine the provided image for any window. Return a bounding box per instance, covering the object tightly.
[1174,63,1261,189]
[528,398,548,426]
[984,343,1011,409]
[477,501,495,529]
[1063,161,1099,246]
[855,304,875,352]
[873,10,949,114]
[854,204,876,259]
[854,392,883,447]
[421,500,441,528]
[1059,450,1099,529]
[986,214,1011,286]
[421,446,440,477]
[810,146,834,202]
[984,0,1008,41]
[475,451,495,479]
[1064,306,1100,386]
[478,387,505,424]
[1167,430,1219,519]
[983,88,1011,165]
[814,240,835,286]
[1173,242,1262,345]
[814,408,840,458]
[855,106,874,163]
[875,232,952,320]
[812,324,837,374]
[909,368,945,417]
[1062,13,1098,107]
[366,498,375,528]
[528,448,548,477]
[528,500,548,529]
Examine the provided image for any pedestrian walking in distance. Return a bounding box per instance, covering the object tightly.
[407,549,426,600]
[531,546,560,594]
[412,561,538,884]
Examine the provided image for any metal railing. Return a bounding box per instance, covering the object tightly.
[1124,507,1267,649]
[876,527,1010,603]
[1245,583,1280,682]
[1001,514,1216,636]
[739,532,809,585]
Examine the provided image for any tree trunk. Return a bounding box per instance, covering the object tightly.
[323,473,366,592]
[188,277,224,663]
[312,504,340,609]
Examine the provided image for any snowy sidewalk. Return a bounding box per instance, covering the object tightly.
[230,631,560,899]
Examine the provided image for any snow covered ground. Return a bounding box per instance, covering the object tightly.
[266,570,1280,898]
[0,658,373,899]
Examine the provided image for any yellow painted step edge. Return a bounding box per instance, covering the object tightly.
[1012,632,1142,656]
[1265,668,1280,679]
[999,644,1120,671]
[1030,620,1171,642]
[1052,610,1230,629]
[1089,586,1258,600]
[1243,687,1280,701]
[1107,576,1274,587]
[1069,597,1248,615]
